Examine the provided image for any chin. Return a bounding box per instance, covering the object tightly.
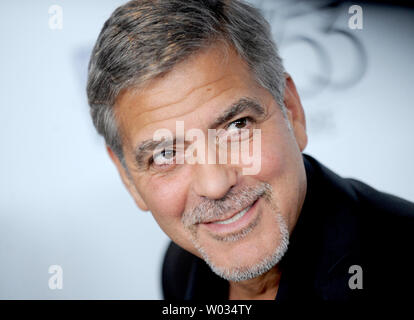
[190,209,290,282]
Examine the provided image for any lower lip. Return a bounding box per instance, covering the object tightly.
[202,198,260,235]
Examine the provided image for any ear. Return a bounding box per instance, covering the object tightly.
[106,146,149,212]
[283,73,308,152]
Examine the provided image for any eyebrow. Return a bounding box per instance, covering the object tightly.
[210,97,265,129]
[134,97,265,169]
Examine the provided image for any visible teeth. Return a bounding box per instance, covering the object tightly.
[214,205,252,225]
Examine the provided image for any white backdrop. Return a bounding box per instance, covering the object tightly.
[0,0,413,299]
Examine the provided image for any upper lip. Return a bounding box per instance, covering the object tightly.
[202,198,258,224]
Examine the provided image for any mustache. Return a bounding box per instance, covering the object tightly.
[182,182,273,227]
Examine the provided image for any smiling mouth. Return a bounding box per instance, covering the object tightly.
[199,198,261,241]
[211,203,254,225]
[203,198,259,225]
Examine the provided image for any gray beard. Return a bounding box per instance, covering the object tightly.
[191,212,290,282]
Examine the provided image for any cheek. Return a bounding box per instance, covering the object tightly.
[255,111,300,182]
[143,177,187,221]
[137,169,193,238]
[256,132,286,181]
[255,124,304,226]
[138,170,200,256]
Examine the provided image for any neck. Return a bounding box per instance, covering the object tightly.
[228,265,282,300]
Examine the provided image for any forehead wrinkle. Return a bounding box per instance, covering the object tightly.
[124,75,229,121]
[133,43,236,116]
[118,46,251,124]
[128,72,231,121]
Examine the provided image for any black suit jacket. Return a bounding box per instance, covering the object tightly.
[162,154,414,301]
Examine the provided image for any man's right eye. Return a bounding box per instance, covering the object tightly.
[151,149,176,166]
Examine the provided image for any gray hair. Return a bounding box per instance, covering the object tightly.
[87,0,286,164]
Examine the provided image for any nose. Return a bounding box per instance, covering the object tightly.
[191,163,238,200]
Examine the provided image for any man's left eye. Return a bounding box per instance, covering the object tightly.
[227,117,252,131]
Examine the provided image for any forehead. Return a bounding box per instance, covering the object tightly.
[114,45,261,149]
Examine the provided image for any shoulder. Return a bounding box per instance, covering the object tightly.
[344,177,414,258]
[304,153,414,227]
[303,154,414,299]
[346,177,414,223]
[302,153,414,265]
[162,241,197,300]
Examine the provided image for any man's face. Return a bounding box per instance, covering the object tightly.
[112,45,308,281]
